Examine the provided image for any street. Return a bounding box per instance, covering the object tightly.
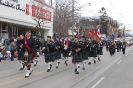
[0,46,133,88]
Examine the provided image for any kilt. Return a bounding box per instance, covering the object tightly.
[88,50,97,57]
[54,51,61,59]
[82,50,89,60]
[44,52,54,62]
[18,51,24,60]
[97,49,103,55]
[63,49,69,57]
[72,53,82,63]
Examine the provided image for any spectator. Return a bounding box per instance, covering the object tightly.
[10,39,17,61]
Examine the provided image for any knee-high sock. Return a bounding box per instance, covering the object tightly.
[20,61,23,68]
[34,59,37,65]
[48,62,50,69]
[93,57,96,61]
[89,57,91,62]
[83,61,86,68]
[56,60,59,66]
[77,64,80,72]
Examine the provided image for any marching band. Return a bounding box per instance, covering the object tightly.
[16,30,126,78]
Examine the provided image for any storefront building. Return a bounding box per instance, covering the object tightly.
[0,0,54,40]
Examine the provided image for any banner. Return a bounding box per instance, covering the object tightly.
[25,4,29,15]
[32,5,52,21]
[96,26,100,40]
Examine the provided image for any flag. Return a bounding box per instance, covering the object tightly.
[96,26,100,40]
[90,28,95,37]
[26,4,29,15]
[122,29,125,37]
[111,29,115,39]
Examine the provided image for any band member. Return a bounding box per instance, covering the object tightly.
[109,40,115,56]
[71,36,82,74]
[62,37,70,66]
[17,30,37,78]
[97,39,104,61]
[33,35,41,66]
[88,38,97,64]
[44,36,55,72]
[54,36,63,68]
[81,36,88,70]
[17,34,25,71]
[122,41,126,54]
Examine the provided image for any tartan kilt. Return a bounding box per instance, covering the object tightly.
[54,51,61,59]
[97,49,103,55]
[63,49,69,57]
[72,53,82,63]
[44,53,55,62]
[88,51,97,57]
[18,51,24,60]
[82,50,89,60]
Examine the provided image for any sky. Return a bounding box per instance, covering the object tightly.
[76,0,133,34]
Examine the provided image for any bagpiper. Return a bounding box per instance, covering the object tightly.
[17,30,37,78]
[33,35,42,66]
[54,36,63,68]
[88,38,97,64]
[44,36,55,72]
[97,39,104,61]
[62,36,70,66]
[17,34,25,71]
[81,36,89,70]
[71,36,82,74]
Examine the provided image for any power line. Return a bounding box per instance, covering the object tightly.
[108,0,128,25]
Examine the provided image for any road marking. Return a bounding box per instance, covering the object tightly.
[0,64,68,86]
[117,60,122,64]
[91,77,105,88]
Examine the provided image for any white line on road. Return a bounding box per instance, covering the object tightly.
[91,77,105,88]
[117,60,122,64]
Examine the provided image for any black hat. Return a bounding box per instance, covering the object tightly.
[47,36,51,39]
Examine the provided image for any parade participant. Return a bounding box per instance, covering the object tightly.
[62,37,70,66]
[109,40,115,56]
[97,39,104,61]
[17,30,37,78]
[88,38,97,64]
[122,41,126,54]
[81,36,88,70]
[17,34,25,71]
[44,36,55,72]
[54,36,63,68]
[33,35,41,66]
[71,36,82,74]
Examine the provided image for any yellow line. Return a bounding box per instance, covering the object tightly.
[0,77,24,86]
[0,64,69,86]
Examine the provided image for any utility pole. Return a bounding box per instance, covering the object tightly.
[72,0,74,38]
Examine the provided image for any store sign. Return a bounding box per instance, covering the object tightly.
[32,5,52,21]
[0,0,25,12]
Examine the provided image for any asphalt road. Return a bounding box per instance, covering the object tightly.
[0,46,133,88]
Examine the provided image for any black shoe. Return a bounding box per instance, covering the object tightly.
[75,71,79,74]
[20,68,23,71]
[82,67,85,70]
[98,58,101,61]
[29,70,33,75]
[31,61,33,63]
[25,76,29,78]
[94,61,96,64]
[75,68,77,72]
[65,61,68,66]
[34,64,36,67]
[88,62,91,65]
[50,64,52,69]
[47,69,50,72]
[56,66,58,68]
